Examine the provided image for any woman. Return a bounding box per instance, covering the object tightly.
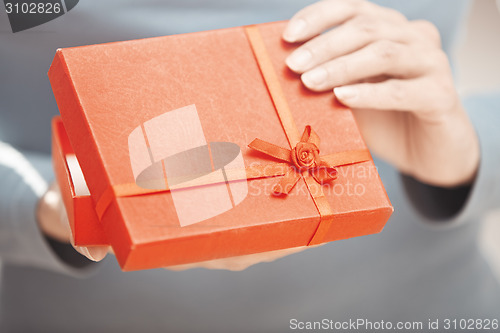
[1,0,499,331]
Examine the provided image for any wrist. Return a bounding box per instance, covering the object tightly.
[411,105,480,188]
[440,106,480,187]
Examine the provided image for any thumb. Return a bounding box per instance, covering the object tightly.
[52,182,109,262]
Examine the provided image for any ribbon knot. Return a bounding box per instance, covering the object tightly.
[249,125,338,195]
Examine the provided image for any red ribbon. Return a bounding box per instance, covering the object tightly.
[249,125,339,195]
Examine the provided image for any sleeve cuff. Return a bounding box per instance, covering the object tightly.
[0,142,98,277]
[401,93,500,227]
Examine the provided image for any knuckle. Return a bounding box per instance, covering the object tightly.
[422,20,440,39]
[390,81,405,103]
[331,59,349,81]
[433,49,449,66]
[322,0,363,16]
[437,77,456,98]
[322,34,338,55]
[413,20,441,45]
[428,49,450,71]
[347,0,365,9]
[371,40,400,61]
[429,77,457,111]
[352,16,379,38]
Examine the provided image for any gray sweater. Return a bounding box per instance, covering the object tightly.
[1,0,500,332]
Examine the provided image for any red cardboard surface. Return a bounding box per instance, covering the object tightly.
[49,21,393,271]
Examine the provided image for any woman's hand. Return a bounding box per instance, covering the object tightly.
[283,0,479,187]
[37,182,305,270]
[37,183,109,262]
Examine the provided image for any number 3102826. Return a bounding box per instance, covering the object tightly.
[5,2,62,14]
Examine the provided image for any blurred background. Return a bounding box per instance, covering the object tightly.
[455,0,500,285]
[456,0,500,95]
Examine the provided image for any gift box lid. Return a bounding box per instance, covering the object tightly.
[48,21,393,271]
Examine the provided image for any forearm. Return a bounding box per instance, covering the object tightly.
[0,141,95,275]
[402,93,500,224]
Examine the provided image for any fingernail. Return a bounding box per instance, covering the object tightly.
[302,67,327,88]
[76,246,107,262]
[75,246,94,261]
[87,246,108,262]
[283,19,307,42]
[286,49,312,72]
[334,86,357,100]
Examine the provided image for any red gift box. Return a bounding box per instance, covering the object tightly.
[49,21,393,271]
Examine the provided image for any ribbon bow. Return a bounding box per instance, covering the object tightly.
[249,125,338,195]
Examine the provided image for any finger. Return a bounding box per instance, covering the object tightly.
[67,226,108,262]
[333,78,432,112]
[166,246,310,272]
[166,257,255,272]
[283,0,360,43]
[72,244,110,262]
[410,20,441,48]
[283,0,405,43]
[50,185,109,262]
[301,41,432,91]
[287,16,415,73]
[63,209,109,262]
